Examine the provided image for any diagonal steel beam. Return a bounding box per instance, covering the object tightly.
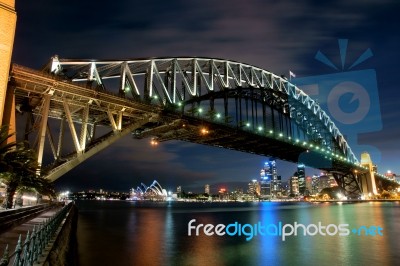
[44,118,153,181]
[62,98,82,153]
[37,94,51,167]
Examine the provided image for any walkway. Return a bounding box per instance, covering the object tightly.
[0,206,62,257]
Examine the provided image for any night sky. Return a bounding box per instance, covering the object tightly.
[10,0,400,193]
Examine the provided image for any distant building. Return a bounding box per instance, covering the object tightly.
[329,175,338,187]
[297,164,306,195]
[385,170,397,181]
[205,184,210,195]
[311,175,320,194]
[177,186,182,193]
[280,181,290,196]
[248,180,260,196]
[273,175,282,197]
[260,170,271,197]
[218,188,229,200]
[317,175,331,192]
[305,176,312,195]
[260,159,280,198]
[290,176,299,196]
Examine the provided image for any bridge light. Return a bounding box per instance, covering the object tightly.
[288,137,291,140]
[201,128,209,135]
[177,102,182,106]
[216,113,221,119]
[303,141,307,145]
[279,133,283,137]
[258,126,263,131]
[309,144,313,148]
[295,139,300,143]
[316,146,320,150]
[269,130,273,134]
[153,95,158,99]
[198,108,203,113]
[246,122,251,127]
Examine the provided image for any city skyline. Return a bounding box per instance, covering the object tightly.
[10,0,400,192]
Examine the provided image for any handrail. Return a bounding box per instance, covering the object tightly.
[0,202,73,266]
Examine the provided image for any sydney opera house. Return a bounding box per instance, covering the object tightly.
[129,180,169,201]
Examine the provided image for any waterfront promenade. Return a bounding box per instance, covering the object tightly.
[0,205,62,262]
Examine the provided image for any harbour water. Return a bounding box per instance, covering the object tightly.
[76,200,400,265]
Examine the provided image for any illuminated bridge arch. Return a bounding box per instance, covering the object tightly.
[48,56,357,164]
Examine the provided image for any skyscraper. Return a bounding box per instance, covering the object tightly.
[260,159,280,198]
[205,184,210,195]
[297,164,306,195]
[290,176,299,196]
[248,180,260,196]
[305,176,313,195]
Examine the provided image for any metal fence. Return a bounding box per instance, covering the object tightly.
[0,202,73,265]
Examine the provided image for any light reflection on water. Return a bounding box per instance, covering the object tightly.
[76,201,400,266]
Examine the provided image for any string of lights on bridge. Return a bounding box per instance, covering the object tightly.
[150,103,369,169]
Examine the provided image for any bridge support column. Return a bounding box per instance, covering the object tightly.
[360,152,378,198]
[37,94,51,168]
[2,86,16,142]
[0,0,16,126]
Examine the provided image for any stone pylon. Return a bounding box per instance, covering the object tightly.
[0,0,17,129]
[360,152,378,197]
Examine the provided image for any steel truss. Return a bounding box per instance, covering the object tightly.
[47,56,357,164]
[9,64,162,181]
[331,171,363,199]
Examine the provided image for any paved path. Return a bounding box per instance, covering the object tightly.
[0,207,61,258]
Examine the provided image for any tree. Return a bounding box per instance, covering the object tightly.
[0,141,40,208]
[0,125,16,161]
[0,125,55,208]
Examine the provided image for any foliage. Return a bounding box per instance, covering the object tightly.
[0,126,55,208]
[0,125,16,169]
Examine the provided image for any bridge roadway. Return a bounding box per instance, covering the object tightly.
[7,62,399,198]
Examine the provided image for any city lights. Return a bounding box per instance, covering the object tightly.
[150,138,159,146]
[201,128,209,135]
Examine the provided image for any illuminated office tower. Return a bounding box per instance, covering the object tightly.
[297,164,306,195]
[305,176,313,195]
[312,175,320,194]
[260,159,279,198]
[290,176,299,195]
[205,184,210,195]
[248,179,260,196]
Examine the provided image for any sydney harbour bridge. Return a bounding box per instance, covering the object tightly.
[0,1,398,199]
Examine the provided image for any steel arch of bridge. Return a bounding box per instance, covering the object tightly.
[48,56,358,164]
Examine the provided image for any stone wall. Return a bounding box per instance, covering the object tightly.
[41,204,78,266]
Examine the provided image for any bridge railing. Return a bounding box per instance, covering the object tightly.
[0,202,73,266]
